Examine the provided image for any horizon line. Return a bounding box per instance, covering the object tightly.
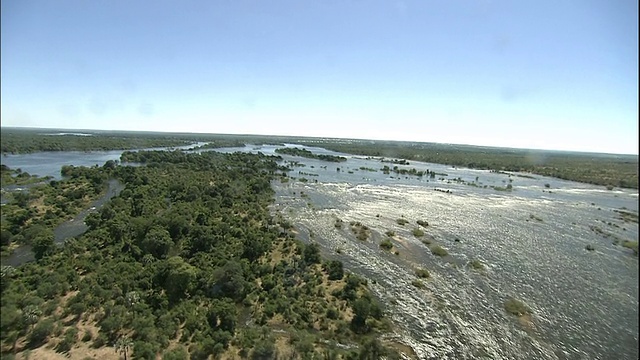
[2,125,638,157]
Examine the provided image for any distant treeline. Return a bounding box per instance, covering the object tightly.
[275,147,347,162]
[296,140,639,189]
[0,129,192,154]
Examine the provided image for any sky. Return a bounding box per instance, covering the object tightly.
[1,0,638,154]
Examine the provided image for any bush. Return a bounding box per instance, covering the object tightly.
[384,230,395,237]
[585,244,595,251]
[416,220,429,227]
[379,239,393,250]
[415,269,430,278]
[412,228,424,237]
[430,245,448,257]
[28,318,55,347]
[82,330,93,342]
[504,298,530,316]
[163,346,189,360]
[396,218,409,226]
[323,260,344,280]
[411,280,425,289]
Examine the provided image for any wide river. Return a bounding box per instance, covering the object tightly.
[1,144,638,360]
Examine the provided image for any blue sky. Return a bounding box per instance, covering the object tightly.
[1,0,638,154]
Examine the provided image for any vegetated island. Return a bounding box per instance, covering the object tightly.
[1,150,407,359]
[275,147,347,162]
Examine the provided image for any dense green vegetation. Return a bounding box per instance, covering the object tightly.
[295,140,639,189]
[1,165,52,186]
[1,151,401,359]
[275,147,347,162]
[1,165,111,257]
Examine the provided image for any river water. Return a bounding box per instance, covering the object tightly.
[1,144,638,359]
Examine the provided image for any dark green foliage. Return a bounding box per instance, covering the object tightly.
[303,242,322,265]
[275,147,347,162]
[28,318,55,347]
[323,260,344,280]
[162,346,189,360]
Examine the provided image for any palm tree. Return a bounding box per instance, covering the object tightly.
[115,336,133,360]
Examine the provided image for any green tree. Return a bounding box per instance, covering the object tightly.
[141,226,173,259]
[115,335,133,360]
[32,232,55,260]
[164,256,197,303]
[303,242,321,264]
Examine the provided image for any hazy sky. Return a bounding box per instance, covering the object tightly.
[1,0,638,154]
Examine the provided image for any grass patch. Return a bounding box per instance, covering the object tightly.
[469,260,485,270]
[411,228,424,237]
[350,222,370,241]
[504,297,530,316]
[621,241,638,255]
[430,245,448,257]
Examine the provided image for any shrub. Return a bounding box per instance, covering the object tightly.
[415,269,430,278]
[411,280,425,289]
[379,239,393,250]
[28,319,55,347]
[416,220,429,227]
[385,230,395,237]
[396,218,409,226]
[504,298,530,316]
[430,245,448,257]
[412,228,424,237]
[470,260,485,270]
[82,330,93,342]
[585,244,595,251]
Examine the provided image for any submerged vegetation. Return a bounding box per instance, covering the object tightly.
[295,140,639,189]
[1,151,400,359]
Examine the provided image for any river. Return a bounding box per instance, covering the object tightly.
[1,143,638,359]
